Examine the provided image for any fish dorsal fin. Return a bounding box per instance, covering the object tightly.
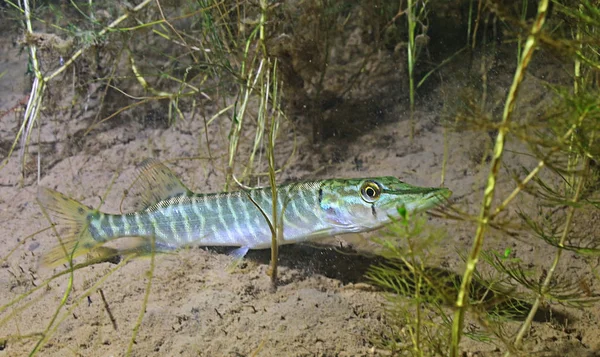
[126,159,192,210]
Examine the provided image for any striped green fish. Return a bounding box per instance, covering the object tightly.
[38,159,451,267]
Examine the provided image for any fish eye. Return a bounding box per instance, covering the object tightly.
[360,181,381,203]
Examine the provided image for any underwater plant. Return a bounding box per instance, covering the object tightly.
[367,0,600,355]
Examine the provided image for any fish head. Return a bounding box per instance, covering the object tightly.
[319,177,451,232]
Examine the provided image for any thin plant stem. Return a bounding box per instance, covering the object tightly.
[257,0,281,289]
[467,0,474,46]
[509,157,590,353]
[126,235,156,356]
[471,0,484,50]
[267,82,279,289]
[407,0,416,139]
[449,1,550,355]
[441,125,448,186]
[225,25,262,190]
[567,4,584,196]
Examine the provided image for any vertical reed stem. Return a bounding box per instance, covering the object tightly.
[449,1,549,355]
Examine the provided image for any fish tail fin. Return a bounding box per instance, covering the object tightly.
[37,187,99,268]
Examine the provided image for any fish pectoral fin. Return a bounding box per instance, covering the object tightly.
[227,246,250,272]
[229,246,250,260]
[127,158,193,210]
[323,208,358,230]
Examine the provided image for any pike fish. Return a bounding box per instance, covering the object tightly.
[38,159,451,267]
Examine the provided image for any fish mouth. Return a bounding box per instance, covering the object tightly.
[424,187,452,205]
[396,187,451,212]
[381,186,452,216]
[428,187,452,200]
[421,187,452,210]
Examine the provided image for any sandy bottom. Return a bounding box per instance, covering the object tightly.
[1,36,599,357]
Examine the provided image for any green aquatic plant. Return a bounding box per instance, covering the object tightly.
[405,0,429,139]
[2,0,155,179]
[367,0,600,355]
[0,0,292,354]
[450,1,552,354]
[366,210,451,356]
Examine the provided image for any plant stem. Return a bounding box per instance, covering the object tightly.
[511,158,589,354]
[567,4,583,196]
[449,1,549,355]
[257,0,280,289]
[511,5,592,347]
[407,0,416,139]
[126,235,155,356]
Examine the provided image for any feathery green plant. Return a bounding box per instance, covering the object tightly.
[367,209,451,356]
[369,0,600,355]
[1,0,290,354]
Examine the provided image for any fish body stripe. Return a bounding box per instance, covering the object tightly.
[135,213,147,236]
[121,214,130,236]
[191,198,205,243]
[100,214,114,237]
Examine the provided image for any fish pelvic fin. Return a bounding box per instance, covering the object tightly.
[37,187,100,268]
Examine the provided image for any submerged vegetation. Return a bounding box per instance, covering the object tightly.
[367,0,600,355]
[0,0,599,355]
